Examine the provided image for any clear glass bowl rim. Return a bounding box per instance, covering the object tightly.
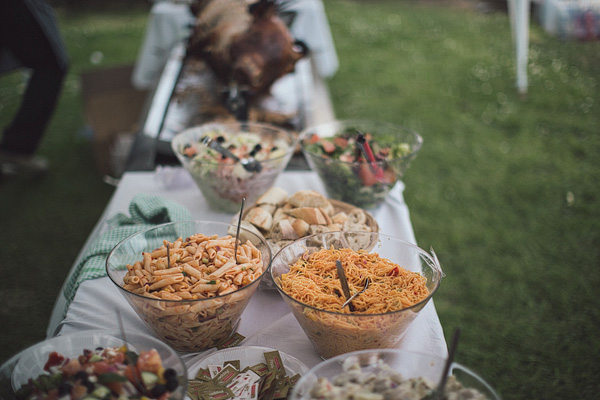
[171,121,300,167]
[291,348,501,400]
[299,119,424,165]
[11,328,188,395]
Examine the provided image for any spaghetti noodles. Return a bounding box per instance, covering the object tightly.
[279,247,429,314]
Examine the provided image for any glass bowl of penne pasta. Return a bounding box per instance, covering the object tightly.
[106,220,271,353]
[270,230,443,360]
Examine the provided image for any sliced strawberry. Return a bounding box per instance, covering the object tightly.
[61,359,83,377]
[105,381,124,395]
[137,349,162,374]
[358,164,378,186]
[92,361,111,375]
[307,133,320,144]
[382,168,396,184]
[333,136,348,148]
[183,145,197,157]
[320,140,336,153]
[339,153,355,163]
[43,352,64,371]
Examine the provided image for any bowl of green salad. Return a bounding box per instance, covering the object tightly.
[300,120,422,209]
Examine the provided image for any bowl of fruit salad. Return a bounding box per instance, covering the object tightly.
[172,122,299,213]
[11,330,187,400]
[300,120,422,209]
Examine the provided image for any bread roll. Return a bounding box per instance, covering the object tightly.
[288,190,331,209]
[244,206,273,231]
[292,218,310,237]
[331,211,348,224]
[287,207,328,225]
[256,187,289,206]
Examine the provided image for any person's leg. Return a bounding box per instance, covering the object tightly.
[0,0,68,156]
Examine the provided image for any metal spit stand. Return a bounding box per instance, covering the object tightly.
[125,41,336,172]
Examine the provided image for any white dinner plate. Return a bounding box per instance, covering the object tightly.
[186,345,310,379]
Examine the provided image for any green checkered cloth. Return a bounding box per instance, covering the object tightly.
[62,193,192,309]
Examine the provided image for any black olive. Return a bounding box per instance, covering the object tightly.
[163,368,177,380]
[166,378,179,392]
[150,384,168,398]
[250,143,262,156]
[84,380,95,393]
[58,381,72,396]
[164,369,179,391]
[73,371,88,382]
[216,136,225,143]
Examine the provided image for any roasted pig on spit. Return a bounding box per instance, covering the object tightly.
[186,0,308,121]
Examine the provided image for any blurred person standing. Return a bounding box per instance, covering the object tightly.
[0,0,69,175]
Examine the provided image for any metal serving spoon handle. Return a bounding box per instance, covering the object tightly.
[200,135,262,172]
[336,260,355,311]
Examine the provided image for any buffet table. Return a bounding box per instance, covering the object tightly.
[2,168,447,382]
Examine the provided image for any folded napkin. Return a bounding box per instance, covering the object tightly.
[62,193,192,308]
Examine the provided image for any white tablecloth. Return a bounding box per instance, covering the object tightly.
[1,168,447,379]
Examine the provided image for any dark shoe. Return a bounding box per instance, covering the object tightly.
[0,150,49,176]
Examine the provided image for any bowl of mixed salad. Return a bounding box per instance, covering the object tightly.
[172,122,298,213]
[300,120,422,209]
[11,329,187,400]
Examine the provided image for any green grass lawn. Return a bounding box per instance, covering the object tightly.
[1,1,599,399]
[324,2,600,398]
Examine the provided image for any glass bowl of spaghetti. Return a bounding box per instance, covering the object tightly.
[106,220,271,353]
[270,231,443,359]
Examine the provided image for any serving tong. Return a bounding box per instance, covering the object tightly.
[426,327,461,400]
[336,260,370,311]
[233,198,246,264]
[355,131,384,180]
[341,277,370,309]
[200,135,262,172]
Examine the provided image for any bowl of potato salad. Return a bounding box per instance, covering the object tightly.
[106,220,271,352]
[290,348,501,400]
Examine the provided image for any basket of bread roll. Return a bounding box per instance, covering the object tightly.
[232,188,378,288]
